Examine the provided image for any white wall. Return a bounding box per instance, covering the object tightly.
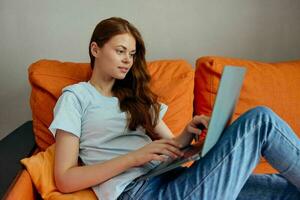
[1,0,300,139]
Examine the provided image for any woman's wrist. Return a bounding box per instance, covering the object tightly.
[124,151,140,167]
[175,129,194,148]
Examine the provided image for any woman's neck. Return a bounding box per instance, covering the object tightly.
[89,72,115,97]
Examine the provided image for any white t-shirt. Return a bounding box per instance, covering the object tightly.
[49,81,168,200]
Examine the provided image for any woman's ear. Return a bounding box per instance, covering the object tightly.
[90,42,100,57]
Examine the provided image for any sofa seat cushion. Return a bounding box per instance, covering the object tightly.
[28,59,194,150]
[194,56,300,174]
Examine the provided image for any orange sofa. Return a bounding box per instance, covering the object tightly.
[1,56,300,199]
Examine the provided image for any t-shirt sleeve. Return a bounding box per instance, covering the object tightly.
[159,102,168,120]
[49,91,82,138]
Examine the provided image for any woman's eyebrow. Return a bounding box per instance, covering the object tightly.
[116,45,136,53]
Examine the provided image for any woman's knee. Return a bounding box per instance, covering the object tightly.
[243,106,278,122]
[248,106,274,115]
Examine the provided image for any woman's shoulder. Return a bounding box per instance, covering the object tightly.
[62,81,89,94]
[60,82,91,103]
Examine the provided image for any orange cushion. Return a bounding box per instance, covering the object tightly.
[21,145,97,200]
[147,60,194,135]
[29,59,194,150]
[29,60,92,151]
[194,56,300,174]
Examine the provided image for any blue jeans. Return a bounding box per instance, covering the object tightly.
[118,106,300,200]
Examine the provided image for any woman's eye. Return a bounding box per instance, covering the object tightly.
[116,49,124,54]
[130,53,135,58]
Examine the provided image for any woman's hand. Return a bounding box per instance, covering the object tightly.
[128,139,184,167]
[184,115,210,137]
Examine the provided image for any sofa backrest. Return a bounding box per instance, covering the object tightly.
[28,59,194,150]
[194,56,300,138]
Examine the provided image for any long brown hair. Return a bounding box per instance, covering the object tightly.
[89,17,161,140]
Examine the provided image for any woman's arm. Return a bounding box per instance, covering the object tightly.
[54,129,183,193]
[154,115,210,147]
[153,120,192,147]
[54,129,137,193]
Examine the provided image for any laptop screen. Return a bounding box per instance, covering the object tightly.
[200,66,246,157]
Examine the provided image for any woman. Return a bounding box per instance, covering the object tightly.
[49,17,300,200]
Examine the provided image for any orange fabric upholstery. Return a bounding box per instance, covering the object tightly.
[4,170,36,200]
[194,56,300,173]
[147,60,195,135]
[29,60,92,151]
[21,144,97,200]
[29,59,194,151]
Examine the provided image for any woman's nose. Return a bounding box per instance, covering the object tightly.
[122,54,131,63]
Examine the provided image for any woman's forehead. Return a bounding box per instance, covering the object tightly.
[107,33,136,50]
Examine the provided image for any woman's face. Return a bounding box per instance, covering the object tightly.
[92,33,136,80]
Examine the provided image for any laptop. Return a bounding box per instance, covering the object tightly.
[138,66,246,180]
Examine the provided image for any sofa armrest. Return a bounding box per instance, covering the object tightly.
[0,121,36,199]
[4,169,40,200]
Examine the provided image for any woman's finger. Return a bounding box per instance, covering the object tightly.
[151,154,167,162]
[192,115,209,129]
[160,149,179,159]
[187,126,202,135]
[151,143,183,157]
[164,144,184,157]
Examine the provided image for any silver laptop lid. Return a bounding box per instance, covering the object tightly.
[201,66,246,157]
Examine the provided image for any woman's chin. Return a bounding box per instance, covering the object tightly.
[114,74,127,80]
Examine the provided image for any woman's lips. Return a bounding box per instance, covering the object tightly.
[118,67,129,73]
